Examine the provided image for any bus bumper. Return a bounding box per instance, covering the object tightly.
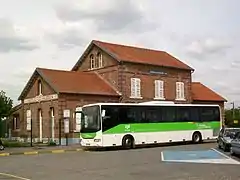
[80,138,102,147]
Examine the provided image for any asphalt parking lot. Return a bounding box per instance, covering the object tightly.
[0,142,240,180]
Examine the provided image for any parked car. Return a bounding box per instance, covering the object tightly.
[230,131,240,156]
[217,127,240,152]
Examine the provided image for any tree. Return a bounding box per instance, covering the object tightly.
[0,90,13,137]
[0,90,13,119]
[224,108,240,127]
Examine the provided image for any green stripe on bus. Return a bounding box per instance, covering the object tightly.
[81,132,97,139]
[102,121,220,134]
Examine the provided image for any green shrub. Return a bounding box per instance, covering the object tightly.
[48,140,57,146]
[2,140,30,147]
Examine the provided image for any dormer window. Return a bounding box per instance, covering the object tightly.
[37,80,42,95]
[90,54,95,69]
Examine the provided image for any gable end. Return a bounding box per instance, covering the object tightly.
[71,40,121,71]
[18,68,58,101]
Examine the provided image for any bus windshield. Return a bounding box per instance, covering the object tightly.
[80,105,100,133]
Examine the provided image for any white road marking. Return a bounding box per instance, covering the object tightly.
[161,158,240,164]
[161,149,240,165]
[211,148,232,159]
[0,172,31,180]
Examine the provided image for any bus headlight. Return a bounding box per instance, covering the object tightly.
[94,139,101,142]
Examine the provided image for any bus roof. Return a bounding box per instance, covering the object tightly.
[82,102,220,108]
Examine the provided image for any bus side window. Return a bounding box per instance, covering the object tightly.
[145,107,161,123]
[102,106,119,131]
[190,107,200,122]
[200,107,217,122]
[176,107,191,122]
[127,107,140,123]
[119,106,138,124]
[162,106,176,122]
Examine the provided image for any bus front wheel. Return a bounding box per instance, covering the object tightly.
[122,135,135,149]
[192,131,202,144]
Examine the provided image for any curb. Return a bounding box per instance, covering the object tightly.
[0,148,83,157]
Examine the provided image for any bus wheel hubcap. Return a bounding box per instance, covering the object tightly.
[126,139,131,145]
[194,135,199,141]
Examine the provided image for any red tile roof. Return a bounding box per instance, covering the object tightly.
[93,40,194,71]
[36,68,120,97]
[192,82,227,102]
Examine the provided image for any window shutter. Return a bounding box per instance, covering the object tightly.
[159,80,164,98]
[176,82,181,99]
[155,80,164,99]
[180,82,184,99]
[136,78,141,97]
[154,80,159,98]
[131,78,136,97]
[131,78,141,97]
[176,82,185,99]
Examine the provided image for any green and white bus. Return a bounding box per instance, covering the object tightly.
[77,101,221,148]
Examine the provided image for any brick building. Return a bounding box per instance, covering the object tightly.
[10,40,227,144]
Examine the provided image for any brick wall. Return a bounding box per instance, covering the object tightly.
[119,62,192,103]
[58,93,120,139]
[22,100,58,140]
[9,105,23,138]
[75,44,193,103]
[77,46,118,72]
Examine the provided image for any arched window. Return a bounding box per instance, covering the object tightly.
[37,80,42,95]
[97,52,103,68]
[90,54,95,69]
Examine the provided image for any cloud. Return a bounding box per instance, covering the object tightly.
[185,38,232,59]
[47,0,158,49]
[54,0,157,33]
[46,28,89,49]
[0,18,39,53]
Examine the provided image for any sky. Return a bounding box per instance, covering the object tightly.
[0,0,239,109]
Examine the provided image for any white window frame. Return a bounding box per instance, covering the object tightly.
[175,82,185,100]
[90,54,95,69]
[154,80,165,100]
[98,53,103,68]
[130,78,142,99]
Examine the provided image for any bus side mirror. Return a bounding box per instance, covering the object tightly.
[101,110,106,117]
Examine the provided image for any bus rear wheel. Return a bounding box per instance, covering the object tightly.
[192,131,202,144]
[122,135,135,149]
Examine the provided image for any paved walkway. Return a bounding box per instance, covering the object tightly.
[0,144,83,157]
